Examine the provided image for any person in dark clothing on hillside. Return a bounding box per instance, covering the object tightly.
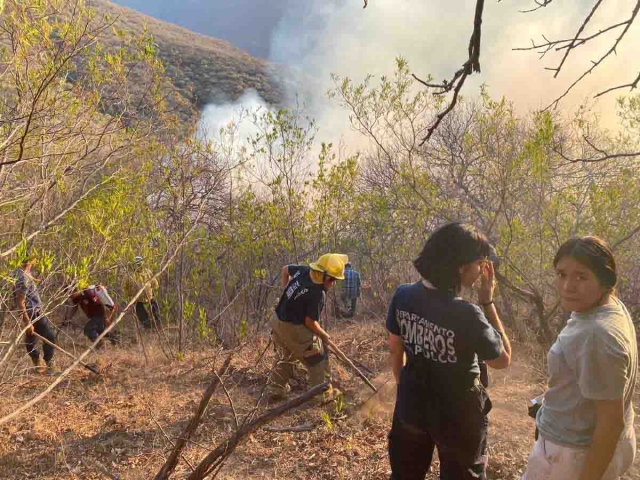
[340,262,362,318]
[68,285,118,348]
[268,253,348,403]
[386,223,512,480]
[12,256,57,373]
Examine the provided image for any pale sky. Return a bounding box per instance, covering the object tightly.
[268,0,639,139]
[198,0,639,146]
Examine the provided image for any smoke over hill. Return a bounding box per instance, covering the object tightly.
[112,0,639,141]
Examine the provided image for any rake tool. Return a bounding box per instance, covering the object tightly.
[325,338,377,393]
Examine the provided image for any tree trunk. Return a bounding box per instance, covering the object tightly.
[178,247,185,353]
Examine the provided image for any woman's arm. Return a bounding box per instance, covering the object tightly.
[482,303,512,369]
[578,398,625,480]
[478,261,511,369]
[389,333,405,385]
[281,265,291,288]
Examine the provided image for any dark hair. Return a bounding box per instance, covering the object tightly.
[414,222,491,291]
[553,236,617,290]
[21,254,37,267]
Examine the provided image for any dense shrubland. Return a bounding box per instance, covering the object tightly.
[2,0,640,363]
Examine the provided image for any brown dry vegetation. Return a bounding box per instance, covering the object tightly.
[2,314,639,480]
[86,0,282,117]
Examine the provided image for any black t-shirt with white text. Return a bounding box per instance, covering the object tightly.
[386,282,503,427]
[275,266,325,325]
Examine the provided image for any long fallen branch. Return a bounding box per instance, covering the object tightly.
[153,353,233,480]
[186,382,330,480]
[264,423,317,433]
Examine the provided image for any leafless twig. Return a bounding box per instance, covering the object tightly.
[186,382,330,480]
[519,0,554,14]
[153,353,233,480]
[413,0,485,144]
[515,0,640,110]
[554,135,640,163]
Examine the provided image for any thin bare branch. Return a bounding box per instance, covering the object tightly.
[416,0,485,144]
[546,0,640,110]
[552,0,604,78]
[519,0,554,13]
[153,354,233,480]
[554,135,640,163]
[513,21,628,54]
[595,71,640,97]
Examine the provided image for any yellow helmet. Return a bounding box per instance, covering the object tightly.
[309,253,349,280]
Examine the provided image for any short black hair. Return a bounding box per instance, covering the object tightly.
[414,222,491,292]
[553,236,617,290]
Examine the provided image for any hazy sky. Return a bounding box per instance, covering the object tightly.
[269,0,638,133]
[114,0,639,141]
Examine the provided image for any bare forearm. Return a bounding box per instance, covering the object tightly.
[579,422,624,480]
[16,296,29,324]
[483,304,511,358]
[388,334,406,385]
[281,266,290,288]
[391,350,405,384]
[304,317,329,341]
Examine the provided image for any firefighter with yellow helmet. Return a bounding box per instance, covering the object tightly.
[268,253,348,402]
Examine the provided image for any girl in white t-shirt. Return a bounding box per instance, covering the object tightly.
[523,236,637,480]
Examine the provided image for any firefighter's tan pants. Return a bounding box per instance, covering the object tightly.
[270,317,331,396]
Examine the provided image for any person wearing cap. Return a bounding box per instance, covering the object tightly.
[124,256,161,329]
[11,255,57,373]
[68,285,118,348]
[386,223,512,480]
[268,253,348,402]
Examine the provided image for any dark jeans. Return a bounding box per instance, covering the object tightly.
[389,385,491,480]
[25,312,56,364]
[135,299,161,329]
[84,316,118,346]
[340,294,358,318]
[479,361,489,388]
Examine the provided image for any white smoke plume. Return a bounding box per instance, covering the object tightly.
[197,89,275,143]
[199,0,639,144]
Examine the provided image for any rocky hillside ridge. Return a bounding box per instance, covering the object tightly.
[88,0,283,115]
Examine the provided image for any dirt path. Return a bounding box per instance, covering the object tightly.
[1,325,639,479]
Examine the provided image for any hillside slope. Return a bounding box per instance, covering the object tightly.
[111,0,288,59]
[88,0,283,113]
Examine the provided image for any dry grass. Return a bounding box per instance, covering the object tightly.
[1,317,639,479]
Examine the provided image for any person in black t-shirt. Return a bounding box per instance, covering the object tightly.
[268,253,348,403]
[386,223,512,480]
